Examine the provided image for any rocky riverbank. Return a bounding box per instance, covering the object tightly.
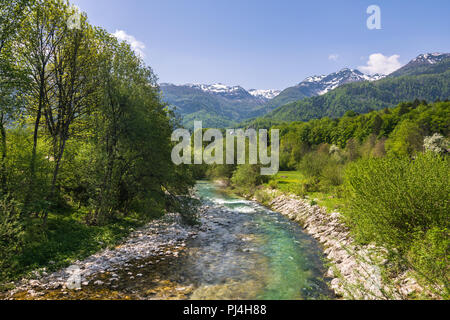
[250,189,425,300]
[2,213,198,300]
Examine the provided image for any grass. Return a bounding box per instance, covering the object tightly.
[0,208,161,290]
[267,171,304,193]
[265,171,345,213]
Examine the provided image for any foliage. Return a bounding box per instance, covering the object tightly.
[424,134,449,154]
[385,120,423,157]
[0,0,195,284]
[343,153,449,295]
[231,100,450,297]
[0,195,25,280]
[231,165,268,193]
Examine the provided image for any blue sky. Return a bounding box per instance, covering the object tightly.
[71,0,450,90]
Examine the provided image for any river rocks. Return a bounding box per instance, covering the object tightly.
[263,191,422,300]
[3,212,197,300]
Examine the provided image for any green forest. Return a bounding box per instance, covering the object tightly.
[0,0,194,286]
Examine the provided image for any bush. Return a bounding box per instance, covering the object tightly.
[297,152,328,179]
[321,160,344,189]
[288,184,306,198]
[177,197,201,226]
[254,189,273,206]
[343,153,449,295]
[408,227,449,296]
[231,165,268,191]
[302,177,320,193]
[0,196,25,281]
[424,134,449,154]
[268,179,278,190]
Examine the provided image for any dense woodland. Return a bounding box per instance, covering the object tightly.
[0,0,194,285]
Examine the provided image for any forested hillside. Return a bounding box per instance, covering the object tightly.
[0,0,193,285]
[263,60,449,123]
[160,83,270,128]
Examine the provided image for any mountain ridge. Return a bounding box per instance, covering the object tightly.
[256,54,450,125]
[160,52,449,128]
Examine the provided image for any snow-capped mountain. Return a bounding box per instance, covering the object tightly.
[299,68,385,96]
[159,82,275,127]
[182,83,281,101]
[185,83,252,99]
[248,89,281,100]
[264,68,386,110]
[159,52,449,128]
[390,52,450,77]
[411,53,450,65]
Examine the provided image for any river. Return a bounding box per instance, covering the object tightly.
[185,182,333,300]
[8,181,333,300]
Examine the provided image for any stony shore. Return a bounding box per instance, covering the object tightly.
[2,213,198,300]
[251,189,425,300]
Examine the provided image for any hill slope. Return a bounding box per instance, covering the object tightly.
[263,69,383,113]
[161,83,274,128]
[262,57,450,123]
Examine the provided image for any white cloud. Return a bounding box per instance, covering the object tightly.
[113,30,146,58]
[358,53,403,75]
[328,54,339,61]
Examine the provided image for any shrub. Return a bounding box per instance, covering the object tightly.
[321,160,344,188]
[343,153,449,295]
[254,189,273,206]
[231,165,268,191]
[0,196,25,281]
[268,179,278,190]
[297,152,328,179]
[302,177,320,193]
[178,197,201,226]
[424,134,449,154]
[408,227,449,297]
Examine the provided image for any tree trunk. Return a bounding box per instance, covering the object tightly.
[24,73,45,211]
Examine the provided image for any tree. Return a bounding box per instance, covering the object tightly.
[17,0,67,208]
[0,0,31,194]
[42,4,97,199]
[386,120,424,157]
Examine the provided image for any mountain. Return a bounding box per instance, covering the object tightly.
[184,83,265,102]
[390,53,450,77]
[259,54,450,124]
[161,69,385,128]
[162,52,450,128]
[263,69,384,112]
[248,89,281,100]
[160,83,276,128]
